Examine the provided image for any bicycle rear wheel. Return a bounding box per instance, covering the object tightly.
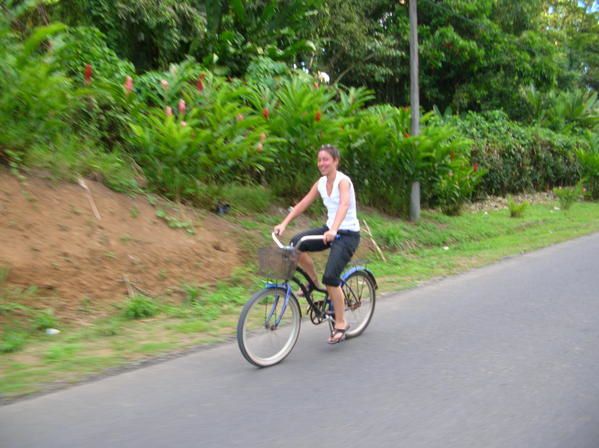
[342,270,376,338]
[237,287,301,367]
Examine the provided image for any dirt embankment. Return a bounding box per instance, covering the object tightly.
[0,170,243,323]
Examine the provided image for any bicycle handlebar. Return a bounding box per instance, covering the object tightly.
[271,232,339,250]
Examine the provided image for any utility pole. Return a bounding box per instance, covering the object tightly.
[408,0,420,222]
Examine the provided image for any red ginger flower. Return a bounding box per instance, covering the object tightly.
[262,107,270,120]
[314,110,321,122]
[196,73,205,92]
[84,64,92,85]
[124,76,133,95]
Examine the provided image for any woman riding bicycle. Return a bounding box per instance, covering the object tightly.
[274,144,360,344]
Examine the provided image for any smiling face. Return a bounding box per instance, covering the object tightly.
[317,149,339,176]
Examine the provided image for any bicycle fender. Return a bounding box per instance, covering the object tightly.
[263,282,290,292]
[341,266,378,290]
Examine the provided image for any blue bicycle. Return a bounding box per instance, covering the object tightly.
[237,233,377,367]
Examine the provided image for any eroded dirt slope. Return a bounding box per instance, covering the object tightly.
[0,170,243,322]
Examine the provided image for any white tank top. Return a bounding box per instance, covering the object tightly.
[317,171,360,232]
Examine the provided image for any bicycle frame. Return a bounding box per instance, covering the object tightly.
[264,232,377,328]
[262,282,292,327]
[263,266,329,324]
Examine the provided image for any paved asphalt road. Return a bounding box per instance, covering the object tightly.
[2,233,599,448]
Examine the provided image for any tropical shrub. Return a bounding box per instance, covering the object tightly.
[522,86,599,134]
[260,78,346,200]
[452,111,584,196]
[576,148,599,200]
[553,184,582,210]
[0,11,139,189]
[342,105,412,214]
[129,75,274,202]
[342,106,478,215]
[528,128,582,191]
[135,58,206,108]
[53,26,134,83]
[507,195,528,218]
[434,161,485,216]
[245,57,292,91]
[410,120,476,210]
[0,20,73,161]
[52,26,139,148]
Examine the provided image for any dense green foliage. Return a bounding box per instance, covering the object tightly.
[312,0,598,119]
[51,0,207,72]
[1,1,597,217]
[448,111,587,196]
[9,1,598,115]
[0,13,71,156]
[577,144,599,199]
[50,0,321,75]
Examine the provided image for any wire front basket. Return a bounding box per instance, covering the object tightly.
[257,246,299,280]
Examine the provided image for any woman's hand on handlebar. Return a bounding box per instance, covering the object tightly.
[274,223,286,236]
[323,229,337,243]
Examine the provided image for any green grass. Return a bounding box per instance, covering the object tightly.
[220,184,275,214]
[168,320,210,333]
[0,331,28,353]
[155,209,195,235]
[25,141,140,194]
[122,295,160,320]
[134,342,173,354]
[1,200,599,401]
[0,267,9,284]
[367,202,599,291]
[44,343,82,362]
[32,309,58,331]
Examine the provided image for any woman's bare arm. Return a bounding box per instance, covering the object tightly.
[275,182,319,234]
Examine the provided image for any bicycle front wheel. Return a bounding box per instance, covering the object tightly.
[237,287,301,367]
[342,270,376,339]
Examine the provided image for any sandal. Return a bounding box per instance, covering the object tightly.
[328,324,350,344]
